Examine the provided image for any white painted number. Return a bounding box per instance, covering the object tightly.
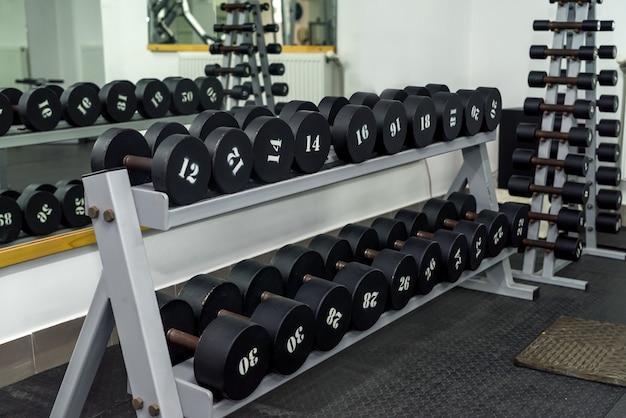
[227,147,245,175]
[77,97,92,116]
[326,307,343,329]
[398,275,411,292]
[0,212,13,227]
[38,99,53,118]
[516,218,525,238]
[492,226,504,245]
[474,236,482,258]
[286,326,305,353]
[238,347,259,375]
[453,248,463,270]
[117,94,128,111]
[389,117,401,137]
[355,124,369,145]
[449,108,457,128]
[74,197,85,216]
[37,204,52,223]
[181,91,194,103]
[305,134,321,152]
[178,157,200,184]
[267,139,282,163]
[470,105,480,121]
[420,114,431,131]
[207,87,217,103]
[490,100,498,119]
[424,258,437,282]
[362,291,378,309]
[150,91,164,108]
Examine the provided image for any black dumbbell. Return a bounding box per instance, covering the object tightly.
[533,19,614,32]
[179,273,315,376]
[265,63,286,76]
[265,251,354,350]
[508,175,589,205]
[475,87,502,132]
[597,189,622,210]
[524,97,595,119]
[402,86,463,141]
[516,123,592,147]
[193,76,227,111]
[163,77,200,115]
[163,294,271,400]
[528,71,596,90]
[529,207,586,233]
[497,202,529,248]
[242,81,289,97]
[396,88,442,146]
[277,100,319,121]
[220,2,270,11]
[0,86,62,131]
[45,84,64,98]
[205,63,251,78]
[99,80,137,123]
[596,212,622,234]
[307,234,389,329]
[589,119,622,138]
[263,23,279,32]
[23,181,90,228]
[281,108,332,174]
[60,83,102,127]
[597,70,619,87]
[596,166,622,186]
[530,45,598,60]
[373,213,464,283]
[349,91,408,155]
[135,78,172,119]
[263,43,283,54]
[91,128,211,205]
[213,23,256,32]
[335,224,420,310]
[442,192,511,257]
[155,291,197,365]
[455,89,485,136]
[0,191,23,243]
[317,96,377,163]
[512,148,590,177]
[0,186,61,236]
[596,143,620,163]
[419,199,489,270]
[596,95,619,113]
[521,235,583,262]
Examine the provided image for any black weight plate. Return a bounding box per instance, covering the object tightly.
[452,220,488,270]
[379,89,408,102]
[447,191,477,219]
[245,116,295,183]
[99,80,137,122]
[400,237,441,294]
[371,249,418,310]
[271,245,326,299]
[431,92,463,141]
[234,106,274,130]
[349,92,380,108]
[250,297,315,375]
[318,96,349,125]
[0,87,22,125]
[195,76,224,110]
[196,315,271,400]
[456,89,484,136]
[17,87,62,131]
[372,99,407,155]
[77,82,100,94]
[16,190,62,235]
[432,229,468,282]
[0,93,13,135]
[144,122,189,155]
[294,278,352,351]
[189,110,238,141]
[475,211,509,257]
[278,100,318,121]
[205,127,253,194]
[403,95,436,147]
[55,179,82,188]
[45,85,64,97]
[151,134,211,205]
[338,224,380,264]
[164,77,200,115]
[476,87,502,131]
[60,83,101,127]
[22,183,56,195]
[333,263,388,331]
[422,199,458,232]
[288,111,331,173]
[156,292,196,365]
[0,195,23,243]
[91,128,151,185]
[229,260,285,317]
[54,183,90,228]
[498,202,529,248]
[135,78,171,119]
[332,104,377,163]
[404,86,431,97]
[308,234,354,280]
[425,83,450,94]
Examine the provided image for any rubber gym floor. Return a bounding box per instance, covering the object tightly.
[2,143,626,417]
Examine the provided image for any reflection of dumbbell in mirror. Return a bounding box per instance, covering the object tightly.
[179,273,315,376]
[0,186,61,237]
[508,175,590,205]
[0,191,23,243]
[24,181,89,228]
[91,128,211,205]
[264,63,286,76]
[512,148,591,177]
[242,81,289,97]
[59,83,102,127]
[99,80,137,123]
[257,253,353,351]
[0,86,62,132]
[193,76,227,111]
[533,19,614,32]
[596,143,621,163]
[161,287,272,400]
[213,23,256,32]
[528,71,597,90]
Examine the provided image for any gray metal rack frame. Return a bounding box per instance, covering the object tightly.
[50,131,538,418]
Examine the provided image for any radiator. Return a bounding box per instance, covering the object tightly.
[178,52,340,104]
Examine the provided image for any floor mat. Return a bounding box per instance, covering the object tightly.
[516,315,626,387]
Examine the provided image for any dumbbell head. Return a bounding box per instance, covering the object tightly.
[156,292,196,365]
[163,77,201,115]
[597,166,621,186]
[285,110,332,174]
[349,92,380,108]
[597,143,620,163]
[404,86,431,97]
[99,80,137,123]
[598,70,618,86]
[17,87,63,131]
[476,87,502,131]
[266,43,282,54]
[497,202,529,248]
[0,191,24,243]
[597,95,618,113]
[455,89,485,136]
[0,87,23,125]
[194,76,225,111]
[278,100,319,121]
[308,234,389,330]
[596,212,622,234]
[553,236,584,261]
[556,208,586,233]
[379,88,408,102]
[322,98,377,163]
[11,186,62,236]
[511,148,589,176]
[403,95,437,147]
[425,83,450,94]
[371,99,408,155]
[135,78,171,119]
[244,115,296,183]
[61,82,102,126]
[597,189,622,210]
[430,92,463,141]
[45,84,64,98]
[53,181,90,228]
[144,121,190,156]
[234,105,274,129]
[268,63,285,76]
[597,119,621,138]
[0,93,13,135]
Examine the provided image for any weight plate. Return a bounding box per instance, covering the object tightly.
[379,88,408,102]
[370,217,407,249]
[349,92,380,108]
[0,93,13,135]
[403,95,436,147]
[135,78,171,119]
[332,104,377,163]
[404,86,431,97]
[318,96,349,125]
[476,212,509,257]
[99,80,137,123]
[371,249,418,310]
[17,87,62,131]
[55,178,82,188]
[452,220,488,270]
[447,192,477,219]
[205,127,253,194]
[0,195,23,243]
[54,183,90,228]
[45,84,64,97]
[372,99,407,155]
[156,292,196,365]
[151,134,211,205]
[476,87,502,131]
[498,202,529,248]
[189,110,238,141]
[432,229,468,282]
[75,82,100,94]
[456,89,484,136]
[16,190,62,235]
[287,111,331,173]
[164,77,200,115]
[91,128,152,185]
[60,83,101,127]
[22,183,56,195]
[338,224,380,265]
[278,100,318,121]
[0,87,23,125]
[229,260,285,317]
[400,237,441,294]
[195,76,224,111]
[431,92,463,141]
[422,199,458,232]
[245,116,295,183]
[425,83,450,94]
[234,106,274,130]
[144,122,189,155]
[272,245,326,299]
[294,278,352,351]
[308,234,354,280]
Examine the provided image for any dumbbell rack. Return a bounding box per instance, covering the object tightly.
[50,132,537,418]
[217,0,277,111]
[513,0,623,291]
